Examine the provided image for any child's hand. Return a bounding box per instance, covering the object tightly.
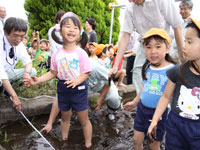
[95,103,102,111]
[40,123,52,134]
[147,121,157,143]
[124,101,136,110]
[32,31,36,37]
[64,78,78,88]
[29,76,40,86]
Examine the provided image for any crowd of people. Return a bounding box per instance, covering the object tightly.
[0,0,200,149]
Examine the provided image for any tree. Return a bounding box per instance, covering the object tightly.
[24,0,120,44]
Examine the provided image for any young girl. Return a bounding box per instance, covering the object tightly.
[29,12,92,148]
[148,18,200,150]
[124,28,176,150]
[88,42,98,60]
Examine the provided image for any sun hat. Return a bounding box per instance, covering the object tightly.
[95,44,106,55]
[188,17,200,30]
[113,45,118,53]
[142,28,171,45]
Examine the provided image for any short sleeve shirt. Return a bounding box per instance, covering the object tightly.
[51,47,92,80]
[140,64,174,108]
[122,0,182,37]
[167,65,200,120]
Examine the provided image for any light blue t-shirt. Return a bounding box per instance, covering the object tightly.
[140,64,174,108]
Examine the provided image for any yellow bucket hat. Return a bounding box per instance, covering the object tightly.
[189,17,200,30]
[95,44,106,55]
[88,42,98,47]
[142,28,171,45]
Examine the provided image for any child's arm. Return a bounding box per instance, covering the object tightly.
[30,31,36,45]
[36,31,40,49]
[95,85,110,111]
[124,87,143,110]
[29,70,57,86]
[64,73,89,88]
[147,79,175,140]
[41,100,59,133]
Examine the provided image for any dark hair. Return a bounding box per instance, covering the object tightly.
[52,16,87,46]
[85,18,97,30]
[40,39,48,47]
[178,22,200,83]
[97,47,108,58]
[77,32,88,49]
[142,35,176,80]
[4,17,28,35]
[54,10,65,24]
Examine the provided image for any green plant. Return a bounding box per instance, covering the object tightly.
[13,60,57,98]
[2,132,13,143]
[90,97,98,109]
[24,0,120,44]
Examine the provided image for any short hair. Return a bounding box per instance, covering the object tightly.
[85,18,97,30]
[179,0,193,9]
[54,10,65,24]
[4,17,27,35]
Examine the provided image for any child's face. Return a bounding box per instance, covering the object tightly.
[109,48,114,57]
[183,27,200,61]
[40,41,47,51]
[32,41,37,48]
[60,19,80,43]
[89,45,96,54]
[144,38,170,66]
[22,38,27,46]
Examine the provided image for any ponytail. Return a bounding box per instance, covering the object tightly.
[51,28,63,45]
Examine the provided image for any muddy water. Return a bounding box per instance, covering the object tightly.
[0,101,165,150]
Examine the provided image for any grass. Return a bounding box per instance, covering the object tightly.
[12,60,57,98]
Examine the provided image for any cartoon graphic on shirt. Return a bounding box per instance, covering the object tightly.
[177,85,200,120]
[37,53,46,62]
[149,79,160,91]
[70,58,79,69]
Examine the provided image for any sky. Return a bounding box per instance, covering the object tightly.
[1,0,200,25]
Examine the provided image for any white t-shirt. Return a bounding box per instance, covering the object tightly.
[48,25,62,57]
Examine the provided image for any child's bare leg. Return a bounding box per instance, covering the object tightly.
[77,109,92,148]
[118,69,126,86]
[133,130,145,150]
[149,141,160,150]
[61,110,72,140]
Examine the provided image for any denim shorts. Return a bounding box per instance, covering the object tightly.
[57,80,88,112]
[134,101,168,141]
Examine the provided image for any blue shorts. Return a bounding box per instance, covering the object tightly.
[134,101,168,141]
[166,111,200,150]
[57,80,88,112]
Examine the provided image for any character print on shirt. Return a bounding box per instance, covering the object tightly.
[143,72,168,95]
[177,85,200,120]
[149,79,160,91]
[70,58,79,69]
[37,53,46,62]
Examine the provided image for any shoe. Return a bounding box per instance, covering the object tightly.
[107,113,116,120]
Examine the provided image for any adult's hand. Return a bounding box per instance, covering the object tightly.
[12,95,21,112]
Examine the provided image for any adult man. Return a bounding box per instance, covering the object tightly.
[110,0,183,95]
[170,0,193,61]
[0,6,6,38]
[0,17,36,110]
[180,0,193,35]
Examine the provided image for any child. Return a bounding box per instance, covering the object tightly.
[148,18,200,150]
[28,31,38,58]
[112,45,126,87]
[28,12,92,148]
[124,28,176,150]
[95,44,110,68]
[35,31,48,67]
[88,42,98,60]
